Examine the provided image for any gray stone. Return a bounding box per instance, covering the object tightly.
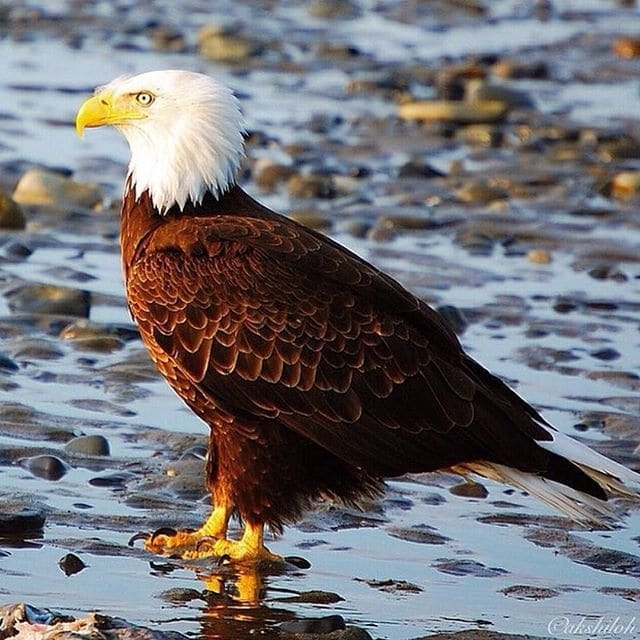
[6,283,91,318]
[25,454,68,481]
[64,435,111,456]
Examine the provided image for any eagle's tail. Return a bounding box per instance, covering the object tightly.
[456,429,640,527]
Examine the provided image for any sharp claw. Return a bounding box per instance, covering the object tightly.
[217,553,231,566]
[149,527,178,543]
[128,531,150,547]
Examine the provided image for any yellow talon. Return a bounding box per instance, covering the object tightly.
[138,503,233,558]
[132,504,282,565]
[201,522,283,566]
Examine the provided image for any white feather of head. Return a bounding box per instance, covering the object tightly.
[99,70,245,213]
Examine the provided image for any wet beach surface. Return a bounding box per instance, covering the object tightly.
[1,1,640,638]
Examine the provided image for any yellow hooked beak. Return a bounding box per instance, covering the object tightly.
[75,91,146,138]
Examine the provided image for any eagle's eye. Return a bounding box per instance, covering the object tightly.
[135,91,155,106]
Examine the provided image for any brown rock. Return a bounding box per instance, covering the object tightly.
[610,171,640,198]
[527,248,552,264]
[287,173,336,199]
[398,99,509,124]
[613,36,640,59]
[0,191,26,229]
[253,159,295,192]
[197,23,263,62]
[307,0,361,19]
[456,181,509,204]
[13,167,102,209]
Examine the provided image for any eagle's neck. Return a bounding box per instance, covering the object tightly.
[120,109,244,214]
[119,183,275,279]
[120,184,160,280]
[126,146,240,215]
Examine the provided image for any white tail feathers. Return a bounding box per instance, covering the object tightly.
[538,429,640,499]
[459,461,617,526]
[453,428,640,527]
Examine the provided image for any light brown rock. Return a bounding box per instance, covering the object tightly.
[13,167,103,209]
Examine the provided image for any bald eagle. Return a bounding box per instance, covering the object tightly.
[76,70,639,564]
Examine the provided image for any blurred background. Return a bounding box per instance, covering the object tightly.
[1,1,640,639]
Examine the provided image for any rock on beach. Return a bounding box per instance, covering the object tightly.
[13,167,103,209]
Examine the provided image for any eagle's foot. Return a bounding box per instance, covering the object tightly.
[195,521,283,566]
[129,511,283,566]
[149,527,206,557]
[128,505,233,558]
[131,530,281,565]
[198,535,284,567]
[128,526,215,557]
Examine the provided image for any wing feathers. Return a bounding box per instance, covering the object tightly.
[129,214,503,471]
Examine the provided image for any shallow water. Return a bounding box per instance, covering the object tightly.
[1,1,640,639]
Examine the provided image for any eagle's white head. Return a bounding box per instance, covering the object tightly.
[76,70,245,213]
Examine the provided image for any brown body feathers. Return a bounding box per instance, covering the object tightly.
[121,184,606,530]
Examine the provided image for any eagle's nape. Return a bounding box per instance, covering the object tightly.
[74,70,640,568]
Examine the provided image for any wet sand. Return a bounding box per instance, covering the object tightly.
[1,1,640,638]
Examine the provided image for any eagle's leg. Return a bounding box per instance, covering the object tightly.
[141,502,233,558]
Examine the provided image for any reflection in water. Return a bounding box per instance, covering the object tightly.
[198,564,269,603]
[149,560,308,639]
